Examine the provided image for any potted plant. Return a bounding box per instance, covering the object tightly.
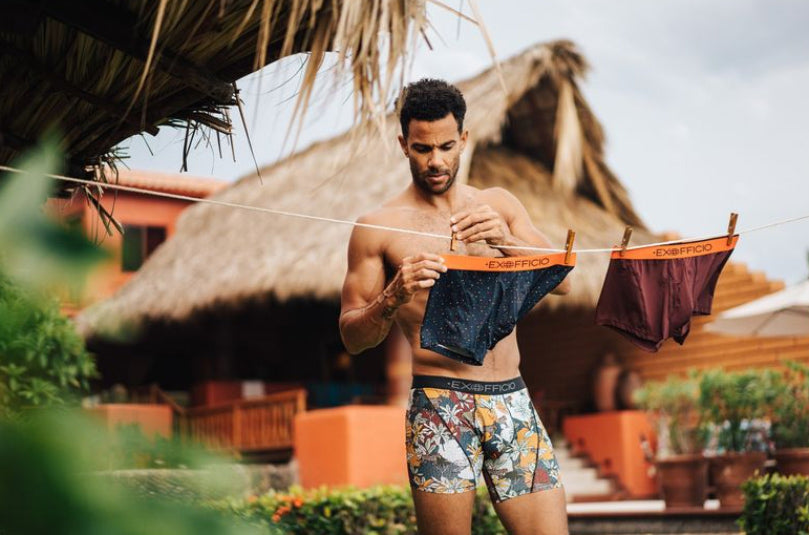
[698,368,777,508]
[770,361,809,476]
[635,372,708,508]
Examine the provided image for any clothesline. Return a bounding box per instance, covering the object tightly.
[2,163,808,255]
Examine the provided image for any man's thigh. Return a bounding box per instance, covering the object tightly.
[412,488,477,535]
[493,486,569,535]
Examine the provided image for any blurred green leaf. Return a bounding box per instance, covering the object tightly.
[0,138,108,291]
[0,410,262,535]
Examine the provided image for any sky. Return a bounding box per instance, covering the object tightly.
[122,0,809,284]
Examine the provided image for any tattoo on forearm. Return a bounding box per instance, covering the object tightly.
[377,287,399,320]
[381,303,397,320]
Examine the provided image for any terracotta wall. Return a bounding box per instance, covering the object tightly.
[50,191,190,308]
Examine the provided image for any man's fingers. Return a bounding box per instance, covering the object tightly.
[450,204,491,224]
[462,231,492,244]
[404,279,435,293]
[414,259,447,272]
[416,268,441,280]
[403,258,446,274]
[452,210,499,234]
[449,210,470,225]
[416,252,446,261]
[407,252,445,265]
[451,212,483,232]
[457,220,498,241]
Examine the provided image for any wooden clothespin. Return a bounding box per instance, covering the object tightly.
[450,232,458,252]
[727,212,738,245]
[564,229,576,265]
[619,226,633,257]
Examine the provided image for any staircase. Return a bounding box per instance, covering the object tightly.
[555,438,625,502]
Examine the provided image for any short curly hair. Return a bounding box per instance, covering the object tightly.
[398,78,466,139]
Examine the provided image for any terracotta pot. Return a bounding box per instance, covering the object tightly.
[774,448,809,476]
[709,452,767,508]
[656,454,708,508]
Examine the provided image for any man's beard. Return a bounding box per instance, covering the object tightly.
[410,159,459,195]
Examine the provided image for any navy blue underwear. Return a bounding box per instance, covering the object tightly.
[420,253,575,365]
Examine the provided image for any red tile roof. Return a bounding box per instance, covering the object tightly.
[112,169,227,198]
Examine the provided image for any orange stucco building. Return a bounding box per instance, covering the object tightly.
[48,169,225,316]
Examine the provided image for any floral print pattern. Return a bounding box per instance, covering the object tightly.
[406,385,562,503]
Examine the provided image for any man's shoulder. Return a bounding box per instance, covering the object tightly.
[475,186,522,208]
[356,189,415,225]
[355,203,408,227]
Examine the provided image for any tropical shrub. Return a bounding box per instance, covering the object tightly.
[697,368,779,453]
[770,361,809,449]
[738,473,809,535]
[0,272,97,418]
[634,372,704,457]
[0,140,105,419]
[213,485,507,535]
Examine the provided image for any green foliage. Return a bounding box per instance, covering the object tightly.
[0,410,262,535]
[212,485,506,535]
[633,372,705,456]
[0,140,253,535]
[770,361,809,448]
[738,473,809,535]
[103,423,223,470]
[0,272,98,417]
[698,368,780,453]
[0,138,108,418]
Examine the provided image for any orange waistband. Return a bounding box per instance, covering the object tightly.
[442,252,575,271]
[611,235,739,260]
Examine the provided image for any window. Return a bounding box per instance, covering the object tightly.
[122,225,166,272]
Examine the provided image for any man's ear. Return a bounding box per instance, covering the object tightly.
[397,134,409,157]
[460,130,469,152]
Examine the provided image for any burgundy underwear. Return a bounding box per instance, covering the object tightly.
[595,235,738,352]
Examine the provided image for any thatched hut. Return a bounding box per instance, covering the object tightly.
[78,40,672,410]
[1,0,428,181]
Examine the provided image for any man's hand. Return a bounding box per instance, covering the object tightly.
[385,253,447,307]
[450,205,510,247]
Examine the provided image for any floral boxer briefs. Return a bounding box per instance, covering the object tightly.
[405,375,562,503]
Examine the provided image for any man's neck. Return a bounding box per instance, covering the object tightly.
[410,183,462,213]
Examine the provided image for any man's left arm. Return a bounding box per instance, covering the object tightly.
[450,188,571,295]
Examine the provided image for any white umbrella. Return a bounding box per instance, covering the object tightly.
[705,279,809,337]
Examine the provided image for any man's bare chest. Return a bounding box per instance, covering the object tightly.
[382,210,501,270]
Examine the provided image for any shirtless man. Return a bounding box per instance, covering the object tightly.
[339,79,570,535]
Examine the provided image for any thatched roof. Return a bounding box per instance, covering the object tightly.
[1,0,427,178]
[78,40,659,339]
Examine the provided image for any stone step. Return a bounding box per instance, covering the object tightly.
[560,468,603,486]
[563,478,614,496]
[557,456,587,471]
[553,439,619,501]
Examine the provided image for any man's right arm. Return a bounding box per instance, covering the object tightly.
[339,218,446,355]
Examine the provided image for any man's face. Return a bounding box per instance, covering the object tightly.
[398,113,467,195]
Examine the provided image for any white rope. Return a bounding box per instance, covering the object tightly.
[0,165,448,241]
[3,164,808,255]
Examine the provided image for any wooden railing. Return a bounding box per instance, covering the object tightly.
[139,385,306,455]
[185,389,306,453]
